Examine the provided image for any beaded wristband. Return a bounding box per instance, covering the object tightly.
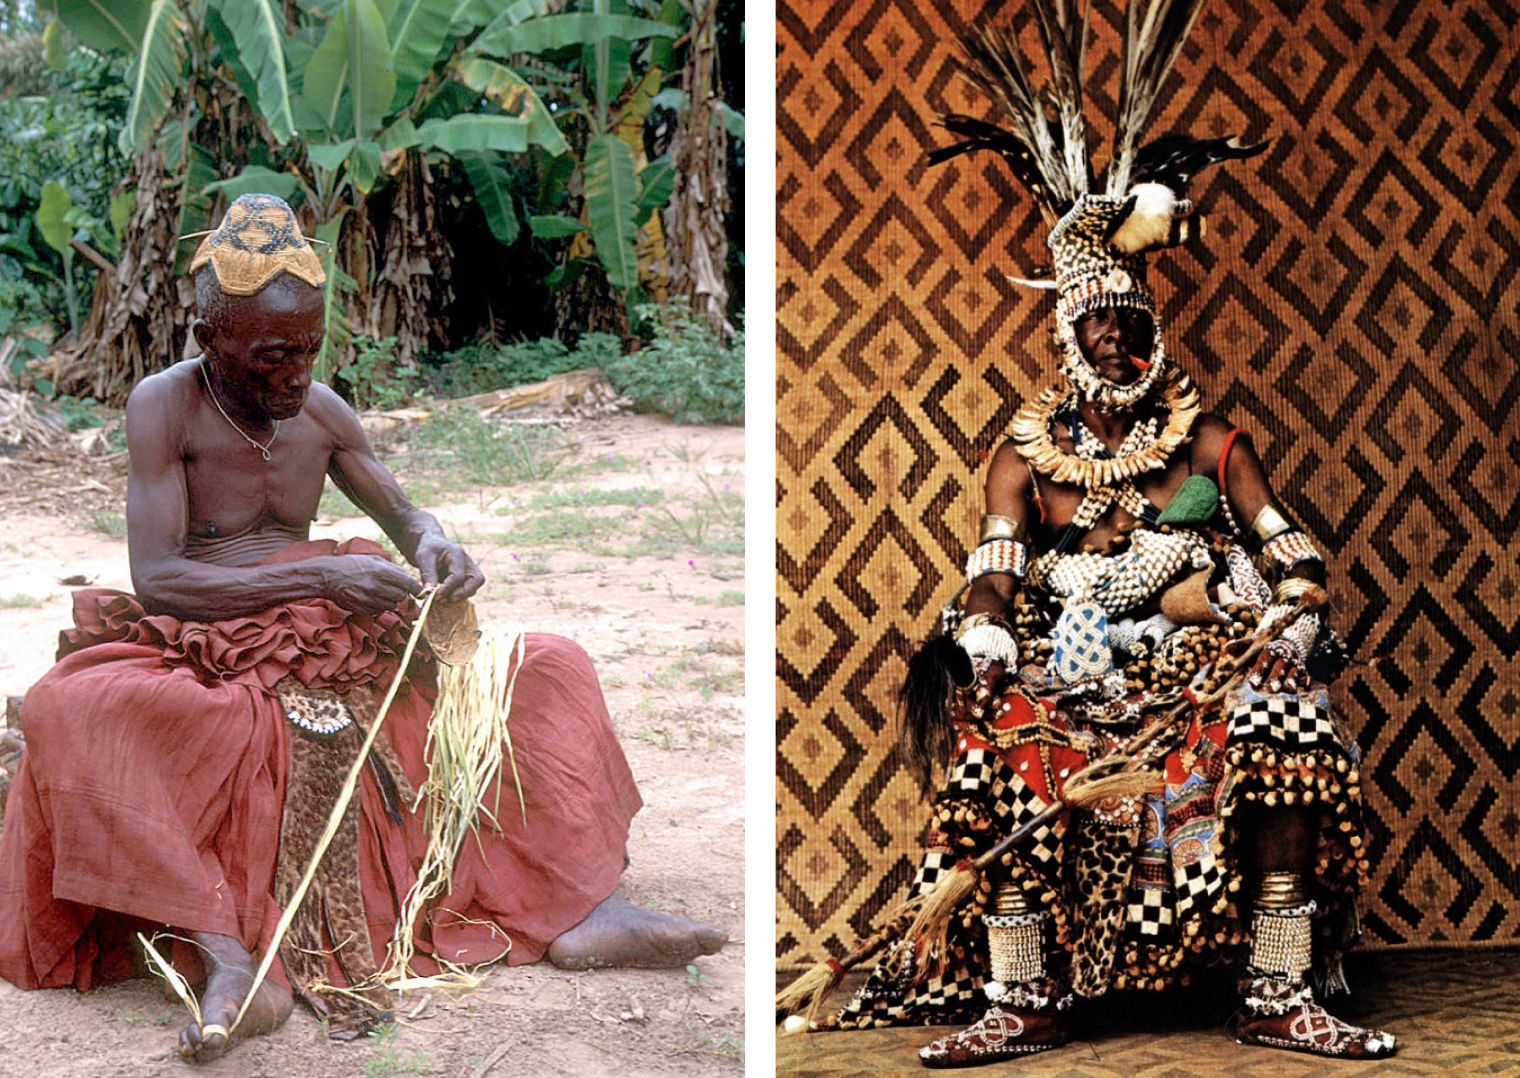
[1263,530,1324,573]
[966,538,1027,584]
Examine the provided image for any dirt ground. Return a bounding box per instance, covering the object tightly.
[0,412,745,1078]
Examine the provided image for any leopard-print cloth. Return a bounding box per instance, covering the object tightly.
[1067,814,1139,998]
[273,678,415,1037]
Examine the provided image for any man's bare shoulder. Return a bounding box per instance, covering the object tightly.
[124,361,202,450]
[128,359,201,408]
[299,382,363,431]
[1189,412,1241,471]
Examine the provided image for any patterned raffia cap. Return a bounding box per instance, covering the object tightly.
[1048,195,1168,411]
[1049,196,1155,325]
[189,193,326,296]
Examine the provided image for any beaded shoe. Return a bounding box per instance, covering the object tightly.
[1231,976,1396,1059]
[918,1003,1067,1068]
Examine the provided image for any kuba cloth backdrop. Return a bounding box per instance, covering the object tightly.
[776,0,1520,968]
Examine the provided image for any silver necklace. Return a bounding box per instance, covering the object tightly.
[201,365,279,461]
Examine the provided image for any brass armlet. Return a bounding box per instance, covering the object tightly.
[980,513,1025,543]
[1250,504,1294,544]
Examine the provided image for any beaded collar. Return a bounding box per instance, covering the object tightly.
[1008,371,1200,490]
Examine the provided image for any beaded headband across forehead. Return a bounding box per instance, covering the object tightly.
[189,193,326,296]
[926,1,1266,409]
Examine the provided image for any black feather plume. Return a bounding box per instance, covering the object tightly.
[1131,133,1269,193]
[898,632,974,792]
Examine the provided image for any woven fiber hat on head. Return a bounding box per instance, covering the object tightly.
[189,193,326,296]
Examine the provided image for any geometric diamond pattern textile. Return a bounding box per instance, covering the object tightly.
[777,0,1520,969]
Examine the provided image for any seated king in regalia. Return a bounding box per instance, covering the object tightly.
[779,4,1397,1065]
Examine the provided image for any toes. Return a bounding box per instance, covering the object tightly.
[695,925,728,954]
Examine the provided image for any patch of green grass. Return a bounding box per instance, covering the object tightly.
[362,1024,433,1076]
[562,452,636,477]
[717,589,744,605]
[491,507,622,549]
[693,638,744,657]
[675,1028,744,1063]
[113,1007,176,1027]
[650,653,743,699]
[81,509,126,537]
[404,409,571,492]
[630,452,744,556]
[521,486,664,511]
[0,593,48,608]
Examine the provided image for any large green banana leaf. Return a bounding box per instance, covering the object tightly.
[460,154,519,245]
[41,0,148,53]
[36,181,74,257]
[344,0,396,142]
[415,115,532,154]
[583,133,637,291]
[450,56,567,156]
[302,10,350,136]
[469,13,677,60]
[208,0,295,143]
[387,0,454,109]
[300,0,395,142]
[119,0,185,154]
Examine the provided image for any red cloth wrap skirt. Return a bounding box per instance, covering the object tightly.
[0,539,642,990]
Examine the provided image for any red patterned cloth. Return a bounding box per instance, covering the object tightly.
[0,539,642,990]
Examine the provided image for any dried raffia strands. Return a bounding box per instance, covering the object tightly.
[138,932,202,1028]
[384,608,528,986]
[226,585,443,1036]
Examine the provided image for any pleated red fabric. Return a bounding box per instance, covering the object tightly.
[0,540,641,991]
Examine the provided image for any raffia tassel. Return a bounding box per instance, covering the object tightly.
[774,957,845,1028]
[896,860,980,979]
[1063,768,1160,804]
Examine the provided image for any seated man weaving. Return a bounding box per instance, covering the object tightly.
[0,194,724,1063]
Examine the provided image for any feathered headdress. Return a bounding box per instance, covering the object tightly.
[929,1,1266,409]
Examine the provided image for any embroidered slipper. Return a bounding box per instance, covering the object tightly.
[918,1004,1067,1068]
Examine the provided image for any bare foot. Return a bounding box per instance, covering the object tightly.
[546,891,727,970]
[177,932,293,1063]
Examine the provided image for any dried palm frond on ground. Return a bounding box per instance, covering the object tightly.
[0,449,126,515]
[0,389,69,450]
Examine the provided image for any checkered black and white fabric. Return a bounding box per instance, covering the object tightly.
[1174,851,1226,917]
[1129,885,1175,936]
[910,849,957,899]
[1226,686,1347,750]
[990,771,1064,866]
[945,748,998,797]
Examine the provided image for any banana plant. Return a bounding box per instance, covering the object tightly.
[461,0,682,294]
